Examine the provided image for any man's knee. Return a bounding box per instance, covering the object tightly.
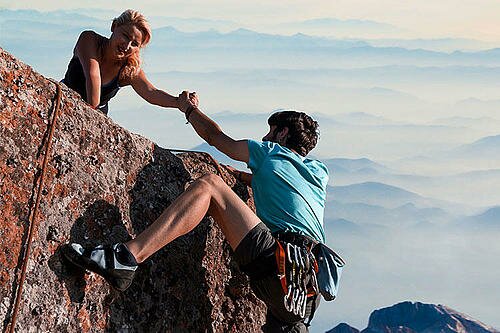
[197,173,225,191]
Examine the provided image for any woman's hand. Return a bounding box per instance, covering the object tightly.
[189,92,199,108]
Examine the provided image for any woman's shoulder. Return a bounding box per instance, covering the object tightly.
[77,30,102,42]
[74,30,106,56]
[75,31,105,48]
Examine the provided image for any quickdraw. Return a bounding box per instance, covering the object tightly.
[276,237,319,319]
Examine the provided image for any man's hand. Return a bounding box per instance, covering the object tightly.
[224,164,239,178]
[224,164,253,186]
[178,90,198,113]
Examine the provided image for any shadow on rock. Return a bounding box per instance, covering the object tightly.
[107,145,217,332]
[48,144,255,331]
[49,199,131,303]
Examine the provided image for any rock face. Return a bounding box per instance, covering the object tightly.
[0,48,265,332]
[353,301,499,333]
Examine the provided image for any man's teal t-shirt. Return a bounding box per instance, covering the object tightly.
[247,139,328,243]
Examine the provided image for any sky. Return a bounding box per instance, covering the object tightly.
[3,0,500,41]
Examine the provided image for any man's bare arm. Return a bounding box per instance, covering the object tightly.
[179,91,249,163]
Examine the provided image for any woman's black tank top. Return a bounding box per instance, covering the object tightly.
[62,56,124,115]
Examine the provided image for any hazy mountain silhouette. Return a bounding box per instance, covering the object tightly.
[455,206,500,229]
[324,158,391,175]
[451,134,500,157]
[328,182,438,209]
[328,301,500,333]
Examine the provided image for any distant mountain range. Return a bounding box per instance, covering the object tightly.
[455,98,500,114]
[431,116,500,130]
[273,18,404,39]
[328,182,440,209]
[323,157,391,175]
[455,206,500,229]
[392,133,500,179]
[322,153,500,208]
[451,134,500,158]
[5,10,497,51]
[326,199,451,229]
[327,301,500,333]
[326,112,396,126]
[4,8,500,78]
[362,38,499,52]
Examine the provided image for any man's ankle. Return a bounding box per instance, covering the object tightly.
[123,241,144,264]
[116,243,139,266]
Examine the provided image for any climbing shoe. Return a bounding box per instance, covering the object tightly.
[61,243,138,291]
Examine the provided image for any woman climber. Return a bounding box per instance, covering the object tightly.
[62,9,190,114]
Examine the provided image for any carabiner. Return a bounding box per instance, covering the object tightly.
[287,242,294,264]
[284,285,294,312]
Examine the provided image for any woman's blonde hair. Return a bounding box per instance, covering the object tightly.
[111,9,152,80]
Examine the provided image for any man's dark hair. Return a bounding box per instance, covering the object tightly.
[268,110,319,156]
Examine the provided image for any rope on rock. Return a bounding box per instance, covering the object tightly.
[7,80,62,333]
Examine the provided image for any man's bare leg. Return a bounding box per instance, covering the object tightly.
[126,173,262,264]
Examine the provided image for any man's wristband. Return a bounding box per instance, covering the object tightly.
[185,106,195,124]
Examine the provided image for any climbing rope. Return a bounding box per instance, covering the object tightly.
[7,80,62,333]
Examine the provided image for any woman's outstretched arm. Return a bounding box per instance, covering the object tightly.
[130,70,179,108]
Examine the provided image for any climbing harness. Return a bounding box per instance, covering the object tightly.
[274,232,319,321]
[7,80,62,333]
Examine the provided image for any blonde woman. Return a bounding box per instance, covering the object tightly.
[62,9,187,114]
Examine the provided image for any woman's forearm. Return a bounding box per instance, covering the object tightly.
[147,89,179,108]
[85,72,101,108]
[131,71,180,109]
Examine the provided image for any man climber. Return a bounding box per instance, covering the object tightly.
[63,91,329,332]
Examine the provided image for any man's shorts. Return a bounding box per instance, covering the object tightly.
[233,223,320,333]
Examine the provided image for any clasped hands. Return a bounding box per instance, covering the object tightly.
[177,91,199,114]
